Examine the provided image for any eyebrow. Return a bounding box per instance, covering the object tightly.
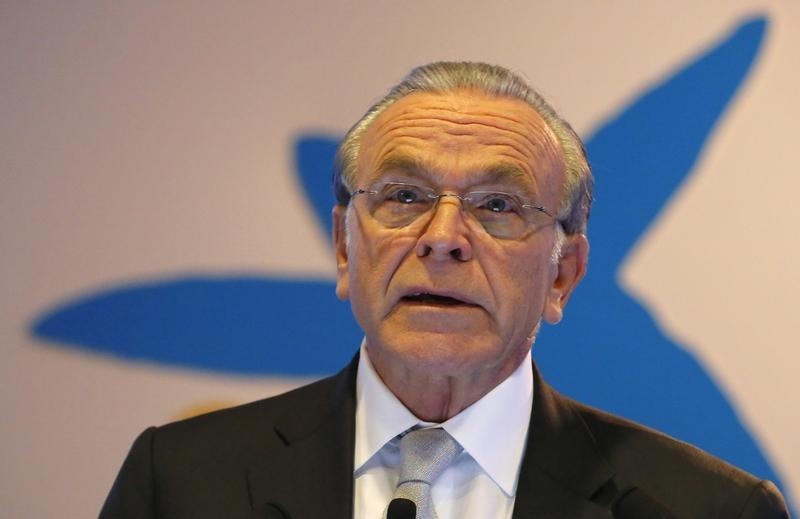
[373,155,427,181]
[372,155,538,194]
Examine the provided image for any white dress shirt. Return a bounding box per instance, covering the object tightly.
[353,343,534,519]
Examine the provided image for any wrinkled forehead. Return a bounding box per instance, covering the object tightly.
[356,90,564,197]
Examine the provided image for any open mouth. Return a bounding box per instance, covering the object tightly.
[401,293,474,306]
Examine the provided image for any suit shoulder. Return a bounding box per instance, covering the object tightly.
[568,399,789,517]
[102,365,357,517]
[151,368,350,450]
[573,399,748,478]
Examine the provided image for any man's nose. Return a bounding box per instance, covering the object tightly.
[414,197,473,261]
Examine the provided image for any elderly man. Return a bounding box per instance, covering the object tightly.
[101,62,789,518]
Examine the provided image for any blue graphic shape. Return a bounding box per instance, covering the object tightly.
[34,277,361,375]
[295,135,338,244]
[30,16,794,512]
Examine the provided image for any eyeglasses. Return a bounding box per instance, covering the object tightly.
[351,182,556,239]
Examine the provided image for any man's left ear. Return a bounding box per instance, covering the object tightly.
[542,233,589,325]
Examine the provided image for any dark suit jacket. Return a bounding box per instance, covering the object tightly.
[100,356,789,518]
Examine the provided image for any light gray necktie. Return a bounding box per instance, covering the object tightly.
[391,427,462,519]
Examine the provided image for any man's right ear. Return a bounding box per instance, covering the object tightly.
[332,205,349,301]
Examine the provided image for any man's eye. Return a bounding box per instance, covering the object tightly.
[480,195,516,213]
[390,189,419,204]
[485,197,507,212]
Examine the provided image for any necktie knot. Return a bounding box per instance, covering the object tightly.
[398,428,461,484]
[391,428,462,519]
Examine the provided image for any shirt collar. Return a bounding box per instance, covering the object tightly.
[355,342,420,473]
[354,341,534,497]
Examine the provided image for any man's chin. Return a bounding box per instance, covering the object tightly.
[387,302,490,334]
[368,330,506,375]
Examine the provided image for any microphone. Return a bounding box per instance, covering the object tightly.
[612,487,675,519]
[387,498,417,519]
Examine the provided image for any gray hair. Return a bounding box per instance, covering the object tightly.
[332,61,593,235]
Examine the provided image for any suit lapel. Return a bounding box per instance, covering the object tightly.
[247,357,358,519]
[512,362,615,519]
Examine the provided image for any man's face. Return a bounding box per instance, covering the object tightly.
[333,89,587,389]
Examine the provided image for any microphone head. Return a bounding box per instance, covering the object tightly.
[387,498,417,519]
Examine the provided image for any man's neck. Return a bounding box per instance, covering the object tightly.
[365,343,531,422]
